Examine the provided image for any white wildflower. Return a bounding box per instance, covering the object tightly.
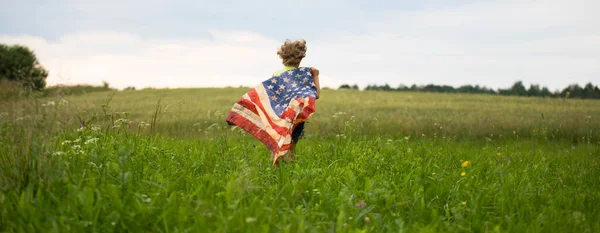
[59,99,69,106]
[52,151,65,156]
[336,134,347,139]
[141,194,152,203]
[47,101,55,106]
[72,145,82,150]
[138,121,151,129]
[61,140,72,146]
[84,138,99,145]
[114,118,130,128]
[73,138,81,143]
[115,118,129,124]
[312,189,321,195]
[91,125,101,131]
[77,127,85,132]
[245,217,257,223]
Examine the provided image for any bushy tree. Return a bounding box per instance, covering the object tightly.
[561,84,583,98]
[0,43,48,90]
[583,83,598,99]
[528,84,541,97]
[338,84,351,90]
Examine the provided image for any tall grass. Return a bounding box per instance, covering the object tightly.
[48,87,600,141]
[0,88,599,232]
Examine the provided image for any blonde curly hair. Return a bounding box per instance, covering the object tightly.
[277,39,307,67]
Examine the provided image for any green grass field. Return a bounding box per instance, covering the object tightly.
[1,88,599,232]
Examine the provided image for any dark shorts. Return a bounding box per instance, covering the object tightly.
[291,122,305,144]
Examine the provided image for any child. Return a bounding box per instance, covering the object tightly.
[226,39,321,167]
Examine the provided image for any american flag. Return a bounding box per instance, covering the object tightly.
[226,67,317,165]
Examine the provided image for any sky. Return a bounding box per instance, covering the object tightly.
[1,0,599,90]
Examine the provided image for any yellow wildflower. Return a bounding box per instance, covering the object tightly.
[432,172,436,176]
[461,161,471,168]
[461,201,467,206]
[497,152,502,156]
[461,171,467,177]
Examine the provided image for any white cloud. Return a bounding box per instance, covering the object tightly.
[1,0,599,91]
[1,31,286,89]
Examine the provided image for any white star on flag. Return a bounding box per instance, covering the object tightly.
[271,96,278,101]
[271,79,277,84]
[279,85,285,90]
[283,77,290,83]
[291,83,298,88]
[267,85,274,90]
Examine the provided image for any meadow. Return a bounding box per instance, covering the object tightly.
[0,88,599,232]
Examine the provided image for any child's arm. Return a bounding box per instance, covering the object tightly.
[311,67,321,99]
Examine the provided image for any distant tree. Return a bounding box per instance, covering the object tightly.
[351,84,359,90]
[583,83,597,99]
[527,84,541,97]
[540,87,552,97]
[422,84,452,93]
[338,84,351,90]
[457,85,474,93]
[381,84,392,91]
[396,84,409,91]
[561,84,583,99]
[365,84,378,91]
[511,81,528,96]
[0,43,48,90]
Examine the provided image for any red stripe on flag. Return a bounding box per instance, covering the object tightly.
[296,97,316,121]
[236,97,259,115]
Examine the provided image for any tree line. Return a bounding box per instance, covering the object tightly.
[339,81,600,99]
